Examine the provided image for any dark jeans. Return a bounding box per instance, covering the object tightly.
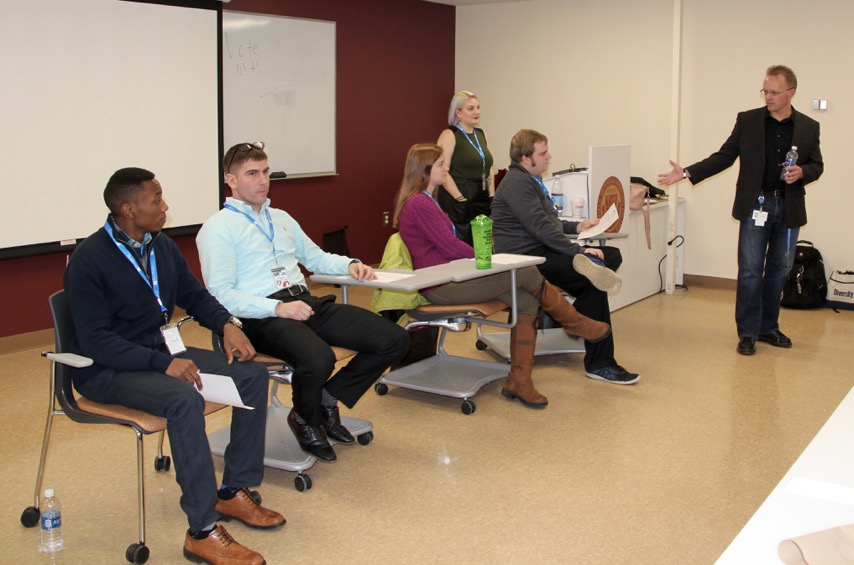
[75,347,269,531]
[736,194,799,338]
[241,294,409,426]
[538,247,623,371]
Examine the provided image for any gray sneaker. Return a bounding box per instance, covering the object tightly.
[572,253,622,293]
[585,365,640,385]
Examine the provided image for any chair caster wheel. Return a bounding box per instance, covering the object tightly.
[295,473,313,492]
[20,506,40,528]
[475,340,488,350]
[154,455,171,472]
[461,400,476,415]
[375,382,388,395]
[248,489,261,504]
[126,542,150,563]
[357,431,373,445]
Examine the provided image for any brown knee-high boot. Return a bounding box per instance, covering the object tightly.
[534,280,611,343]
[500,314,548,408]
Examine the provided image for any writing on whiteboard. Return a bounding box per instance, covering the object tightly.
[224,32,260,77]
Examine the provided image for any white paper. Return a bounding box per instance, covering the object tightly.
[373,271,415,282]
[576,203,618,240]
[491,253,536,265]
[197,373,254,410]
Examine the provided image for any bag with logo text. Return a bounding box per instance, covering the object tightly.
[781,241,827,309]
[826,269,854,310]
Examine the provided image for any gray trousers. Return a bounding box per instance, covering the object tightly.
[424,265,543,316]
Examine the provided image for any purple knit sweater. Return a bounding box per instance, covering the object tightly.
[398,192,474,270]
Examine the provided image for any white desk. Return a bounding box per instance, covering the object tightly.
[605,199,685,311]
[717,387,854,563]
[312,254,545,414]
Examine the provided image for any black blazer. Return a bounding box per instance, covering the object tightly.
[687,106,823,228]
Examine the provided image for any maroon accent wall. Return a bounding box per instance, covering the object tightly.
[0,0,455,338]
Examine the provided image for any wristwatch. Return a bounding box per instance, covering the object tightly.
[226,316,243,330]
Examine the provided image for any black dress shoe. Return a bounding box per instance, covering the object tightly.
[737,337,756,356]
[287,410,336,462]
[757,330,793,348]
[321,404,355,444]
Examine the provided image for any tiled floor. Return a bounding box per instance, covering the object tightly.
[3,282,852,564]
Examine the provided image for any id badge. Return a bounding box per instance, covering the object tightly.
[161,324,187,355]
[482,174,488,192]
[752,210,768,226]
[272,266,291,289]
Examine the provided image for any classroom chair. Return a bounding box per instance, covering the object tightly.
[20,290,225,564]
[370,233,515,415]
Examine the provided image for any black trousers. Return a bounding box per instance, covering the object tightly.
[437,176,492,246]
[537,247,622,371]
[241,293,409,426]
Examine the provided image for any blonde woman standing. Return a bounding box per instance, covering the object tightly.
[436,90,494,245]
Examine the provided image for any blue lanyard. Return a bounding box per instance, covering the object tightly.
[423,190,456,236]
[104,221,167,320]
[224,203,274,242]
[456,126,486,173]
[223,203,279,261]
[535,176,556,210]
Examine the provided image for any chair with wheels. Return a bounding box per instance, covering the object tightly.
[20,290,225,564]
[375,299,511,415]
[368,233,518,415]
[208,333,374,492]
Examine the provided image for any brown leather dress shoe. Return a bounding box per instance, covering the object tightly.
[183,525,265,565]
[215,488,286,530]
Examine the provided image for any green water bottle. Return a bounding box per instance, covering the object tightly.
[471,214,493,270]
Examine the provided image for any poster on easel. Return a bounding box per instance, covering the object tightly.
[588,145,631,234]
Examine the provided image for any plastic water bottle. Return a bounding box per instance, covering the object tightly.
[780,146,798,180]
[551,178,564,215]
[470,214,493,270]
[39,489,64,553]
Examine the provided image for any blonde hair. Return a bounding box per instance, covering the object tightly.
[766,65,798,89]
[392,144,443,229]
[447,90,477,126]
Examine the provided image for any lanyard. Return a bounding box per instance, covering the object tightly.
[535,176,556,210]
[456,126,487,174]
[223,203,279,262]
[423,190,456,236]
[104,221,167,320]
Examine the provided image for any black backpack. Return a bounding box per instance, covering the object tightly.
[781,240,827,309]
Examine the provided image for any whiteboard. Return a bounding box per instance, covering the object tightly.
[0,0,220,254]
[223,12,336,178]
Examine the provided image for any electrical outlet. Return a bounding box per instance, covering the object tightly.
[382,211,389,227]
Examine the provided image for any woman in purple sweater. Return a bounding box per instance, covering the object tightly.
[393,144,611,408]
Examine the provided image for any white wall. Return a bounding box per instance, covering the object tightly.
[456,0,851,279]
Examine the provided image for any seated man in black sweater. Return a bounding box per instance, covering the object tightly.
[64,167,283,565]
[492,129,639,385]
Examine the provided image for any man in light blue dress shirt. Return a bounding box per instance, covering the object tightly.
[197,142,409,462]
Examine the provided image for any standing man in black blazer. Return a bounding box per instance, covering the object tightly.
[658,65,823,356]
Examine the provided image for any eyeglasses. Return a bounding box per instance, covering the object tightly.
[760,87,794,97]
[224,141,265,174]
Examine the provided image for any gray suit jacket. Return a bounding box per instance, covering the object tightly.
[687,106,823,227]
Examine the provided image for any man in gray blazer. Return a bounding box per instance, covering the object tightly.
[658,65,823,356]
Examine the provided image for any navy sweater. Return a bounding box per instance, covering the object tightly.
[64,225,231,386]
